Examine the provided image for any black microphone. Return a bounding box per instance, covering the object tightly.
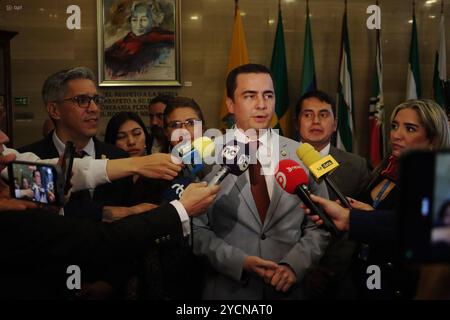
[297,143,352,208]
[275,159,339,235]
[207,140,250,186]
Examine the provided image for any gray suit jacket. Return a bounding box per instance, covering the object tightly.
[193,133,330,300]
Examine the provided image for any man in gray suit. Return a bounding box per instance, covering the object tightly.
[193,64,330,299]
[296,90,371,299]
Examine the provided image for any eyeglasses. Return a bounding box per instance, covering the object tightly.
[166,118,201,129]
[56,94,106,108]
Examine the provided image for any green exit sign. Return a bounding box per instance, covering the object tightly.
[14,97,29,106]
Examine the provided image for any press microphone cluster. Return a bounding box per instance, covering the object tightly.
[174,136,215,174]
[275,159,338,235]
[164,137,215,202]
[296,143,352,208]
[207,140,251,186]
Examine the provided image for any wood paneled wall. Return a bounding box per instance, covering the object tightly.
[1,0,448,158]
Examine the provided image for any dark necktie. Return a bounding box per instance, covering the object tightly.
[248,144,270,223]
[72,150,91,199]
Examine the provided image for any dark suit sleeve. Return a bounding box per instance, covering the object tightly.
[0,203,183,265]
[93,142,135,207]
[349,209,397,245]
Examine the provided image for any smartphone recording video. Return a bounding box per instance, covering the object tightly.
[8,161,63,206]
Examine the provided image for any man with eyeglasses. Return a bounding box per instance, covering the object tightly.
[0,127,220,299]
[19,67,134,222]
[17,66,178,297]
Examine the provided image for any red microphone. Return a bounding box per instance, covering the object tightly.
[275,159,338,235]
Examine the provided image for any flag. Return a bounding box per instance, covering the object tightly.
[219,2,249,129]
[300,4,317,96]
[406,14,421,99]
[369,29,385,167]
[270,8,289,136]
[336,10,354,152]
[433,11,446,107]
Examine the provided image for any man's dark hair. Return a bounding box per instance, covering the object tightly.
[42,67,96,105]
[149,94,173,107]
[295,90,336,119]
[226,63,273,100]
[163,96,204,127]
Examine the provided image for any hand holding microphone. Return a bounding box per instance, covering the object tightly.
[164,137,216,201]
[296,143,352,208]
[207,140,250,186]
[275,159,338,235]
[174,136,215,174]
[304,194,351,232]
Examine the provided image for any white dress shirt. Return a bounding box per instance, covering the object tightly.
[233,127,274,199]
[52,131,96,158]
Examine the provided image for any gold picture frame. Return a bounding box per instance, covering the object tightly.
[97,0,181,87]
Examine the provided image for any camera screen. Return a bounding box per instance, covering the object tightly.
[11,163,58,205]
[399,151,450,263]
[431,153,450,254]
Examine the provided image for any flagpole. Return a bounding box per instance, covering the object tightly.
[344,0,347,12]
[234,0,238,17]
[412,0,415,17]
[278,0,281,12]
[441,0,444,14]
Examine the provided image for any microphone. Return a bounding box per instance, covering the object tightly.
[163,176,194,202]
[174,137,215,174]
[296,143,352,208]
[165,137,215,201]
[207,140,251,186]
[275,159,338,235]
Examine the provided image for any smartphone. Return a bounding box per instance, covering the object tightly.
[398,150,450,263]
[8,161,64,206]
[61,141,75,193]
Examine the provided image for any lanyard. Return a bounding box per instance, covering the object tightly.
[372,179,392,209]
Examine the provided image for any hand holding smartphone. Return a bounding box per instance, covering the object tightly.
[7,141,75,206]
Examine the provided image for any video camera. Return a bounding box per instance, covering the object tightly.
[398,150,450,263]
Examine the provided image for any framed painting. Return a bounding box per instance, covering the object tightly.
[97,0,181,86]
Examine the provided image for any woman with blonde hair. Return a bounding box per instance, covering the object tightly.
[356,99,450,211]
[349,99,450,300]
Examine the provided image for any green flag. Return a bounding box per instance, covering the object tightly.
[270,9,289,136]
[406,15,421,99]
[433,12,446,107]
[300,7,317,95]
[336,10,354,152]
[369,29,385,167]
